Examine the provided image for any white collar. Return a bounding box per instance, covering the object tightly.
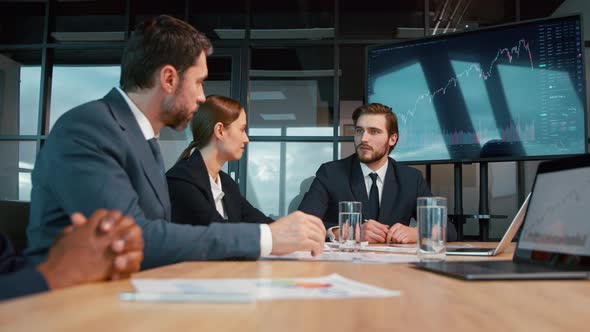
[209,174,224,199]
[115,87,156,140]
[360,159,388,181]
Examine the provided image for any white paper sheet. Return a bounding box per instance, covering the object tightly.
[362,245,417,254]
[264,250,418,264]
[130,273,400,301]
[324,242,416,253]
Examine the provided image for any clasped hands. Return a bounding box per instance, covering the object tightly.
[37,209,144,290]
[362,219,417,244]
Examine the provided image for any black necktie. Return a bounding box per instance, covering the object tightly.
[367,172,380,220]
[147,138,166,175]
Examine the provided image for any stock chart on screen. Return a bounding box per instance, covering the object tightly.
[367,15,587,163]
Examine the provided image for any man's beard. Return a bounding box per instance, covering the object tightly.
[355,143,389,164]
[161,89,193,130]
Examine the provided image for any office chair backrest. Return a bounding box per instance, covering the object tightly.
[0,200,30,255]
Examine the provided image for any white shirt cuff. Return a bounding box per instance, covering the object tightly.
[327,226,338,242]
[259,224,273,257]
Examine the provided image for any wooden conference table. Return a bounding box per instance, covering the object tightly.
[1,243,589,331]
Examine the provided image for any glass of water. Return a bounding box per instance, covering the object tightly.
[338,201,363,252]
[417,197,447,261]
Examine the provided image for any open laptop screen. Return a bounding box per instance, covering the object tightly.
[515,158,590,266]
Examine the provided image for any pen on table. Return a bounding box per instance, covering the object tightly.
[119,292,255,303]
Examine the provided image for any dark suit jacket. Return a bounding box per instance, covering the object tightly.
[167,150,273,226]
[25,88,262,269]
[298,154,457,241]
[0,233,48,301]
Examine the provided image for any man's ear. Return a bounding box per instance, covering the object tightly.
[389,133,398,148]
[159,65,178,94]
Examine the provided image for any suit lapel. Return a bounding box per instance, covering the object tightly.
[221,177,237,222]
[187,151,215,201]
[103,88,171,220]
[350,157,370,217]
[188,151,226,221]
[379,159,398,223]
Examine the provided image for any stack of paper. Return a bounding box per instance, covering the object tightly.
[264,250,418,264]
[121,274,399,303]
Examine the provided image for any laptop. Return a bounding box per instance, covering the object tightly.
[415,155,590,280]
[446,193,530,256]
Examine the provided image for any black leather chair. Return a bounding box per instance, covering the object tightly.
[0,200,30,255]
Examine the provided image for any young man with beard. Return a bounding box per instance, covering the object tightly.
[299,103,457,244]
[25,15,325,270]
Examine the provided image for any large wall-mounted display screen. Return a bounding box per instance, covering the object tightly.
[367,15,587,163]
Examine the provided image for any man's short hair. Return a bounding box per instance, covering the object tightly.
[352,103,399,152]
[120,15,213,92]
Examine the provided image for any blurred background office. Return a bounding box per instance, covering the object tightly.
[0,0,588,244]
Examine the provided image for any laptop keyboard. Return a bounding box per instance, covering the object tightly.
[456,261,562,274]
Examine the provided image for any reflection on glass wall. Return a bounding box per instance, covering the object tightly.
[18,172,32,202]
[0,56,40,136]
[246,142,332,218]
[19,66,41,135]
[246,142,280,217]
[249,47,334,136]
[248,78,334,136]
[0,141,36,201]
[49,66,120,130]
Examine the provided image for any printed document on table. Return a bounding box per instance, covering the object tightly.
[324,242,416,253]
[131,273,400,300]
[264,250,418,264]
[325,242,473,253]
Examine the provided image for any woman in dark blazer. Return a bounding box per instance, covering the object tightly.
[166,95,273,226]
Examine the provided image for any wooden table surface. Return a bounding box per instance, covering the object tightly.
[1,243,589,332]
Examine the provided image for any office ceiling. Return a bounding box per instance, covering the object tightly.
[0,0,567,29]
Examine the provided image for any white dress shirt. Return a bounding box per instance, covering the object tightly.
[359,160,388,205]
[116,87,155,140]
[115,87,273,256]
[328,160,391,242]
[209,175,227,219]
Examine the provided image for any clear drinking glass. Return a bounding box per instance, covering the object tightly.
[417,196,447,261]
[338,201,363,252]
